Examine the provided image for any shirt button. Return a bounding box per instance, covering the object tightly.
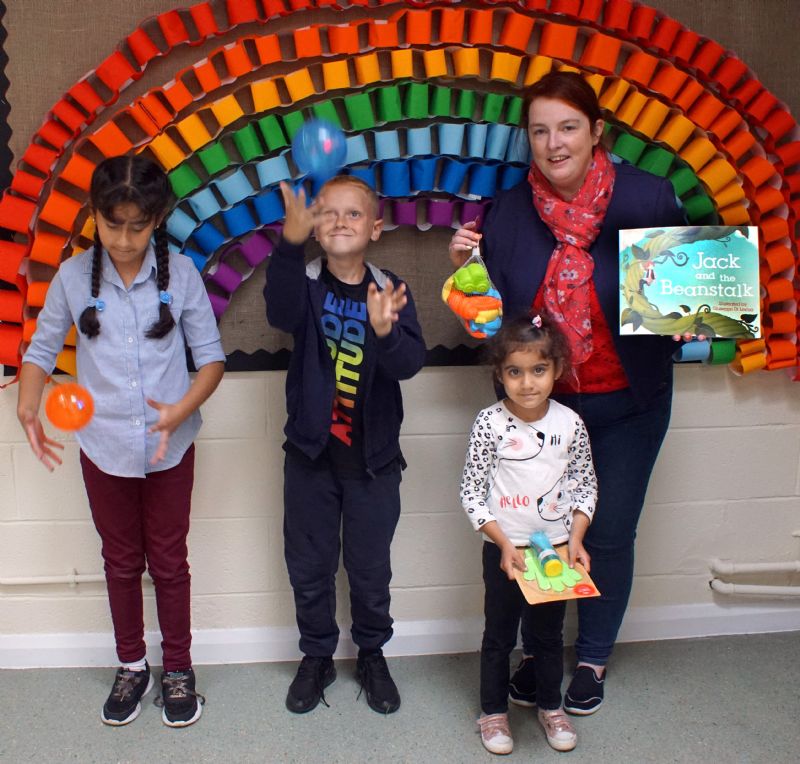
[128,337,134,343]
[131,380,137,388]
[135,419,141,426]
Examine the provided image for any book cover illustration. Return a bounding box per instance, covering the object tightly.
[619,225,760,338]
[513,544,601,605]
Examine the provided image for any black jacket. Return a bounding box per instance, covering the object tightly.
[265,239,426,472]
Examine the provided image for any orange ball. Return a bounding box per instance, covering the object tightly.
[45,383,94,431]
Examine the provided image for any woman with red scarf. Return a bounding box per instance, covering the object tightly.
[449,71,686,719]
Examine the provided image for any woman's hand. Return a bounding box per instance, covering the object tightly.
[672,333,707,342]
[448,218,482,268]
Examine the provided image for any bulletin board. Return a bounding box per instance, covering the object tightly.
[0,1,797,376]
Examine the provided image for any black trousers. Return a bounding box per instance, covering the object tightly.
[283,452,402,657]
[481,542,566,714]
[522,387,672,664]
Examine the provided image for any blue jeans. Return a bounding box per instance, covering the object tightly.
[521,386,672,665]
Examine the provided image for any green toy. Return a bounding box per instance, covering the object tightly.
[523,548,584,593]
[452,262,490,294]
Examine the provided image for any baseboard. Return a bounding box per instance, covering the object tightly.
[2,602,799,669]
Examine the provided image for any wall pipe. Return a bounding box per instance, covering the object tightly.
[0,571,152,587]
[710,558,800,576]
[709,545,800,596]
[709,579,800,596]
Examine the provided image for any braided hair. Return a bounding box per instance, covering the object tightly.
[78,155,176,339]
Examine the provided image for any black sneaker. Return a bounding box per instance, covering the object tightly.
[509,656,537,707]
[286,656,336,713]
[101,663,153,725]
[564,665,605,715]
[156,668,204,727]
[356,652,400,714]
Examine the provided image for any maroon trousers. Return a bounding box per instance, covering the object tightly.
[80,445,195,672]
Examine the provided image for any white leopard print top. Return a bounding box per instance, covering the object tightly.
[460,399,597,546]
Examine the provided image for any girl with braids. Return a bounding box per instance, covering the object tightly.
[17,155,225,728]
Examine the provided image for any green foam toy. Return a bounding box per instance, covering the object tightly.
[523,548,584,593]
[453,262,490,293]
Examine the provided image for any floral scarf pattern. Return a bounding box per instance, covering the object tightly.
[528,149,615,365]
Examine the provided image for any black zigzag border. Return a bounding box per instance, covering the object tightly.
[0,1,17,378]
[0,1,9,194]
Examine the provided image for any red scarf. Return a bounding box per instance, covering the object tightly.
[528,149,615,365]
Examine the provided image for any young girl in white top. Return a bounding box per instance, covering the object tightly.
[461,314,597,755]
[17,155,225,727]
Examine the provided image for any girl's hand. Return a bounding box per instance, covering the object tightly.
[146,399,186,465]
[367,280,407,338]
[672,333,707,342]
[567,537,591,572]
[19,410,63,472]
[499,542,527,581]
[279,181,315,244]
[448,218,482,268]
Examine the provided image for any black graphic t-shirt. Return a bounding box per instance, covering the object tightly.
[320,265,371,477]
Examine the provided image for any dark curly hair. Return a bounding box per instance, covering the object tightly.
[79,154,175,340]
[485,313,572,382]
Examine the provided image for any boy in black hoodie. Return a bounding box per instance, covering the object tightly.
[265,176,425,715]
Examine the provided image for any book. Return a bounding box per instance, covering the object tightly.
[513,544,601,605]
[619,225,760,338]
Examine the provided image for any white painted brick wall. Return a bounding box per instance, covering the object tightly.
[1,365,799,651]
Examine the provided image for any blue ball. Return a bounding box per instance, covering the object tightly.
[291,119,347,182]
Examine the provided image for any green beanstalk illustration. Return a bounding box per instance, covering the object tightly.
[619,225,758,338]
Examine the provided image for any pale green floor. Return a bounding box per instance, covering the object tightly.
[1,633,798,764]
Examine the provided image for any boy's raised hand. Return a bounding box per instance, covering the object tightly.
[279,181,315,244]
[367,279,407,338]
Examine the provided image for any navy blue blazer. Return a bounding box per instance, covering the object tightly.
[481,162,686,408]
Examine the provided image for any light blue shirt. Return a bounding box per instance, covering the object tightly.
[23,246,225,477]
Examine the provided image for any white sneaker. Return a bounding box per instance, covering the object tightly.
[538,707,577,751]
[477,713,513,755]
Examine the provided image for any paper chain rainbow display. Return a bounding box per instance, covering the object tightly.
[0,0,797,377]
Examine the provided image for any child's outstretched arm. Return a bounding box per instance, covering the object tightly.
[279,181,315,245]
[567,417,597,523]
[566,415,597,570]
[460,408,526,580]
[17,363,64,471]
[368,274,426,380]
[147,361,224,465]
[567,511,591,571]
[265,182,316,334]
[17,271,74,472]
